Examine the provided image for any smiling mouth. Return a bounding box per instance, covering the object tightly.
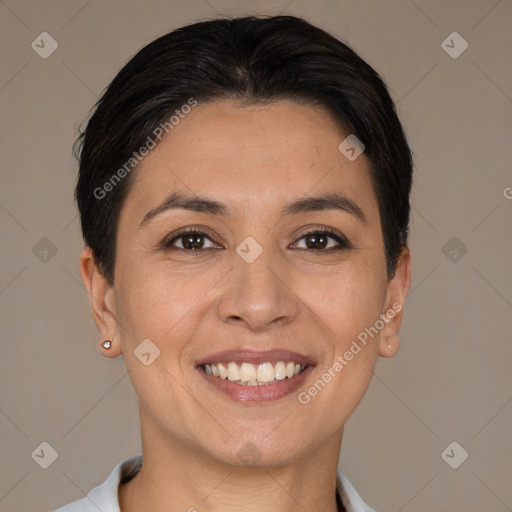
[201,361,307,385]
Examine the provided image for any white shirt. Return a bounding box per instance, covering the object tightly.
[54,454,375,512]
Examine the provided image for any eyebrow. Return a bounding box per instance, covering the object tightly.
[139,191,367,228]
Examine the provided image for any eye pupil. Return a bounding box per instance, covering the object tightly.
[305,234,328,249]
[182,234,204,250]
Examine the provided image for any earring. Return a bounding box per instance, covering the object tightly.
[100,339,112,350]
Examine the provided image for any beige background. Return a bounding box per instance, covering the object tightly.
[1,0,511,511]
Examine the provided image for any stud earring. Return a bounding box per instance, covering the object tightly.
[100,332,116,350]
[100,339,112,350]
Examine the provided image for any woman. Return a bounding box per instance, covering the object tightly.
[56,14,412,512]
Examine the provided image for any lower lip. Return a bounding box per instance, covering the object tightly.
[198,365,314,403]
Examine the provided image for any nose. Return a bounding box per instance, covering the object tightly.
[216,246,299,332]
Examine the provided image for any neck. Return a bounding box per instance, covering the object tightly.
[119,407,343,512]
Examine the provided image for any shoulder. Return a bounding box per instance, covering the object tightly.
[337,468,377,512]
[53,454,143,512]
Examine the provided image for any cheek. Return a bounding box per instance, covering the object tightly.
[115,262,225,347]
[293,272,381,427]
[294,262,386,344]
[291,261,385,410]
[114,268,205,423]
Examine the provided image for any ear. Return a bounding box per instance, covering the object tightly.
[79,247,122,358]
[378,247,411,358]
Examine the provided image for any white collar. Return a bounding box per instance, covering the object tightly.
[54,454,375,512]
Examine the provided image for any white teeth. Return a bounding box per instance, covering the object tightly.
[274,361,287,380]
[217,362,228,379]
[204,361,306,385]
[227,362,241,381]
[257,362,275,382]
[240,362,257,382]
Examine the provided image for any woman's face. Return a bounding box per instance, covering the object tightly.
[87,99,410,467]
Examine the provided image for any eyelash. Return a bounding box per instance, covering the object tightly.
[161,226,351,253]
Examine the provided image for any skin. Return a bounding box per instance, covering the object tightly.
[80,99,411,512]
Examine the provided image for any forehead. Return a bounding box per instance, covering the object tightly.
[122,99,377,221]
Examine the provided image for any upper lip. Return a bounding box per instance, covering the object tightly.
[196,349,316,367]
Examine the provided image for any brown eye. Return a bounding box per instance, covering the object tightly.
[178,233,207,250]
[303,233,330,250]
[293,229,350,252]
[163,228,222,251]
